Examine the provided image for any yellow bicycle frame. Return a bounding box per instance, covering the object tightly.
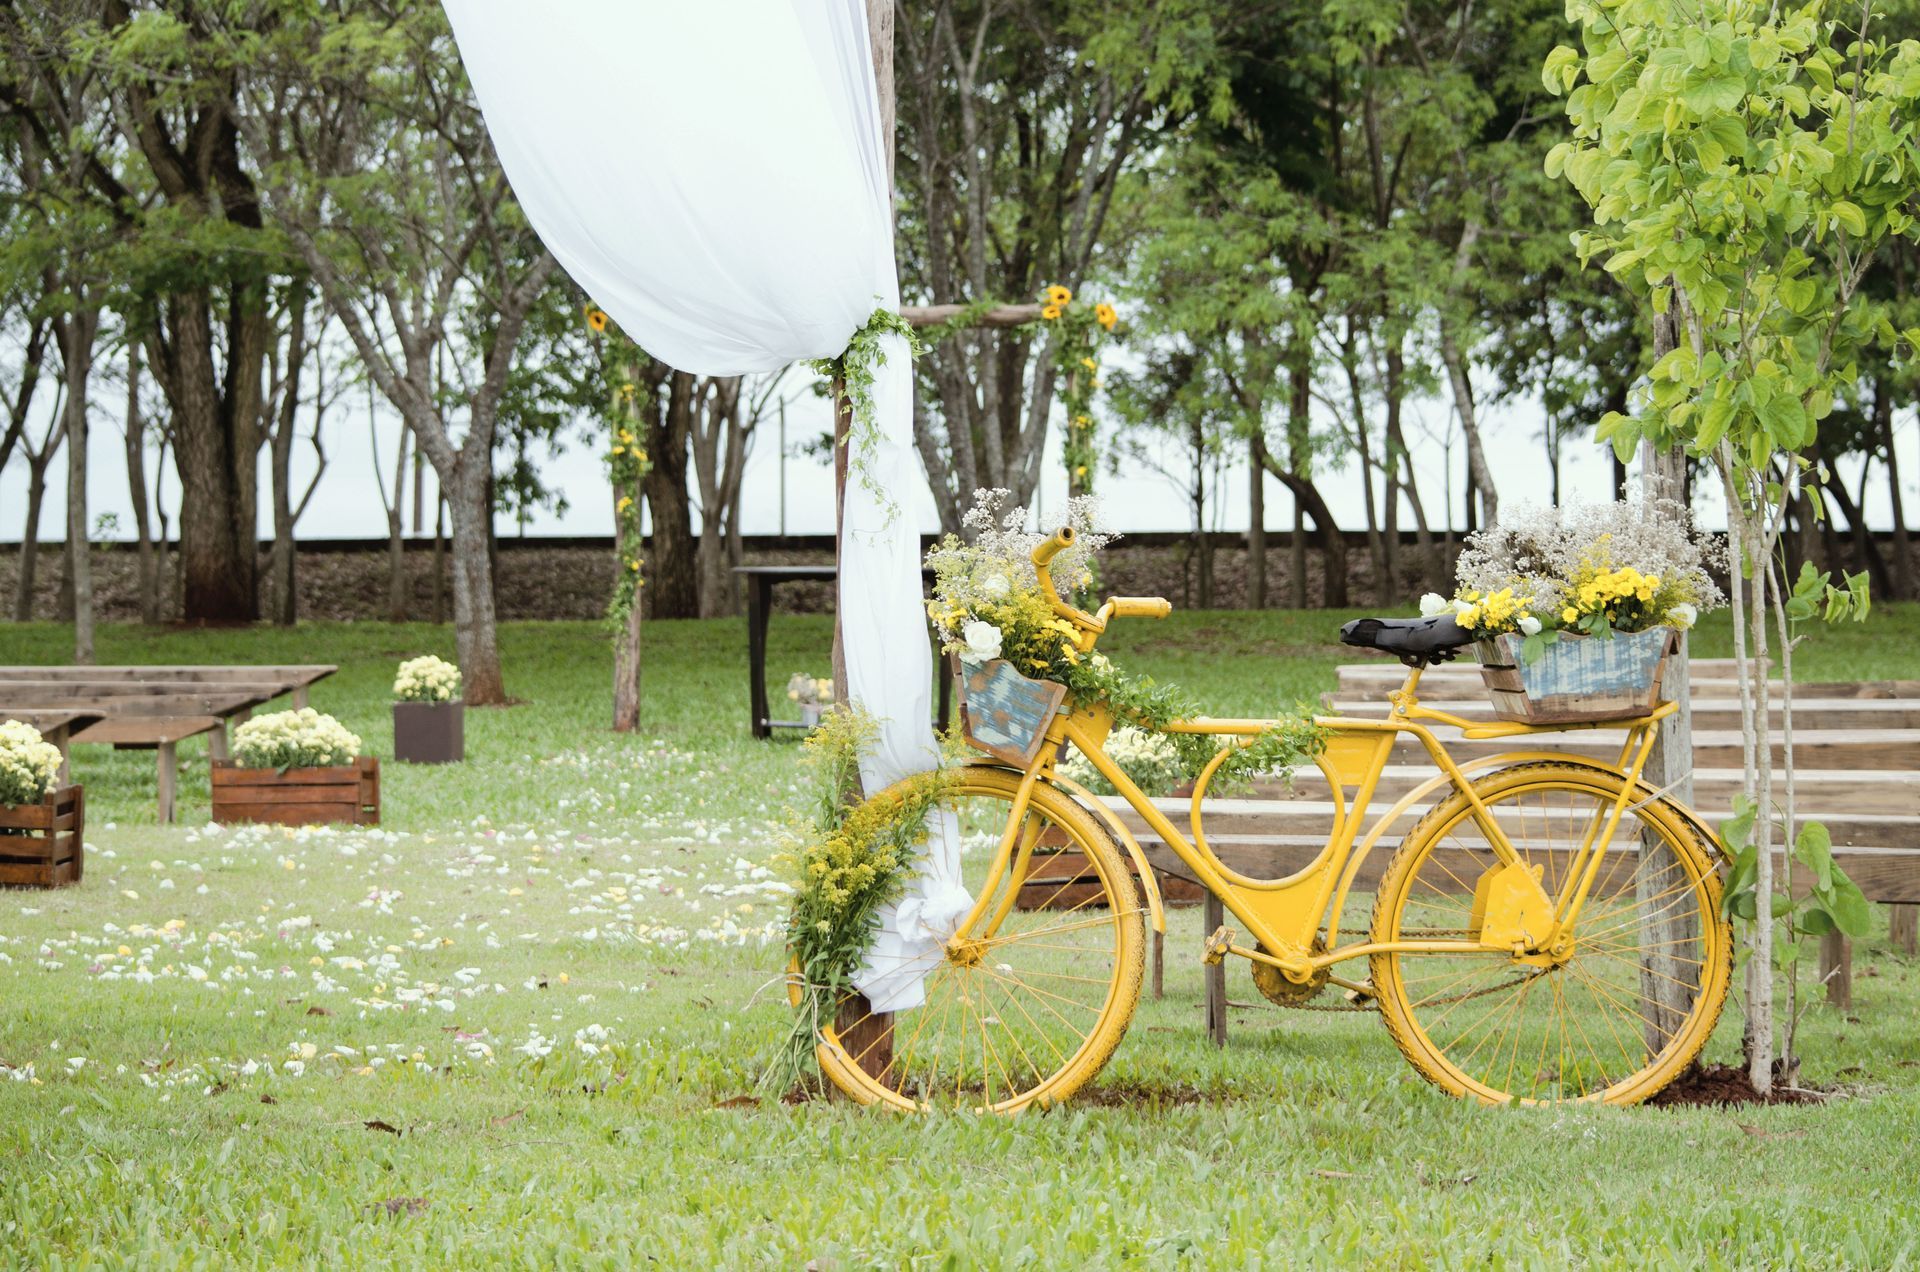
[972,526,1688,992]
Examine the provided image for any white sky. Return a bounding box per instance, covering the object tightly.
[4,357,1917,545]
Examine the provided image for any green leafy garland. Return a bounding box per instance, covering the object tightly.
[1035,284,1118,498]
[954,586,1325,791]
[767,709,956,1092]
[585,305,654,632]
[809,307,928,516]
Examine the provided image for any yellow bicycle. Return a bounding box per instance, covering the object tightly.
[814,528,1731,1111]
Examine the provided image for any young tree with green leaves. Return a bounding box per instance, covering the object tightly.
[1545,0,1910,1092]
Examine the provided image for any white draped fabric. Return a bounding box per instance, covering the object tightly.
[442,0,966,1010]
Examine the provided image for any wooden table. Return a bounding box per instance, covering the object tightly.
[734,564,952,739]
[0,664,338,821]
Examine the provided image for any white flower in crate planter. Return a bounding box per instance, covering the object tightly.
[231,709,362,770]
[1669,602,1698,630]
[979,571,1011,599]
[393,655,462,704]
[0,720,63,806]
[1518,615,1543,636]
[1418,592,1450,618]
[962,620,1003,663]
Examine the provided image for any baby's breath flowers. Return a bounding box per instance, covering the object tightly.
[926,488,1323,789]
[0,721,63,806]
[231,709,361,770]
[393,655,462,704]
[1426,500,1725,661]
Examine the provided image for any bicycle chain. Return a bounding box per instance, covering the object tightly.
[1259,931,1540,1013]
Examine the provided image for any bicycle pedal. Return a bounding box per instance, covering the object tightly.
[1202,925,1236,965]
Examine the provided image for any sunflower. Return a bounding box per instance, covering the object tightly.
[587,309,609,333]
[1094,302,1117,331]
[1045,284,1072,306]
[1041,303,1062,321]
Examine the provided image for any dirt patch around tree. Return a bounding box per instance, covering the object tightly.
[1646,1063,1831,1108]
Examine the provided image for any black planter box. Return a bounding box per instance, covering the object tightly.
[393,700,464,764]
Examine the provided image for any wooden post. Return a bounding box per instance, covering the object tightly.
[1204,891,1227,1048]
[1152,926,1164,1000]
[1891,904,1919,957]
[1636,440,1694,1054]
[1818,932,1853,1010]
[156,741,177,825]
[821,0,901,1086]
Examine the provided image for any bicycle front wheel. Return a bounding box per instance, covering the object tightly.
[1370,761,1731,1105]
[810,767,1146,1113]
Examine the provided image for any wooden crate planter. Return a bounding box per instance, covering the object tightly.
[211,757,380,827]
[393,701,464,764]
[0,785,83,888]
[1474,627,1679,724]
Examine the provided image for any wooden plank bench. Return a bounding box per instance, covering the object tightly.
[0,664,337,822]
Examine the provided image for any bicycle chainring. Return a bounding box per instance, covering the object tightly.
[1251,936,1330,1007]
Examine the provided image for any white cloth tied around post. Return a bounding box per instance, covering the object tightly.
[441,0,967,1011]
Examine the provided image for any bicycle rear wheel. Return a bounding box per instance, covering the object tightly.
[810,767,1146,1112]
[1370,761,1730,1104]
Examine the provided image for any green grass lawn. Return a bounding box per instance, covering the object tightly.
[3,610,1920,1266]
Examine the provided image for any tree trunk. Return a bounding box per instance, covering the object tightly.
[431,496,447,626]
[445,460,506,705]
[124,344,161,624]
[1875,380,1915,601]
[151,285,266,623]
[13,419,61,622]
[1441,323,1497,530]
[268,280,312,627]
[386,425,410,623]
[57,305,99,663]
[641,369,699,619]
[1248,432,1267,610]
[612,466,646,731]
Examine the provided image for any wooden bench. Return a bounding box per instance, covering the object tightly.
[0,665,337,822]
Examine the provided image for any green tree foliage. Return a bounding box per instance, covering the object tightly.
[1546,0,1912,1091]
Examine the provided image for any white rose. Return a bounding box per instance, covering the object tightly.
[1419,592,1449,618]
[1451,598,1475,616]
[1670,602,1698,630]
[1518,615,1542,636]
[962,620,1004,662]
[980,573,1010,599]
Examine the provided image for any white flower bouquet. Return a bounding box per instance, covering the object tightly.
[0,720,64,806]
[232,709,362,770]
[393,655,462,704]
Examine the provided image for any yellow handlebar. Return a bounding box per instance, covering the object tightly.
[1106,597,1172,620]
[1029,526,1172,641]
